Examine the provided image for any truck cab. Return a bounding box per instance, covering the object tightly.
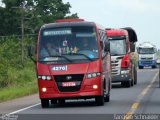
[106,28,137,88]
[29,18,112,108]
[137,42,157,69]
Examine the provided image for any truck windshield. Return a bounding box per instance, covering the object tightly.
[38,26,99,64]
[139,48,154,54]
[109,39,127,56]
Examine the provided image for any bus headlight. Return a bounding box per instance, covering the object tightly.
[46,76,52,80]
[121,70,129,75]
[42,76,46,80]
[38,75,52,81]
[86,72,101,79]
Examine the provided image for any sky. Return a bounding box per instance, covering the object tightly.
[63,0,160,49]
[0,0,160,49]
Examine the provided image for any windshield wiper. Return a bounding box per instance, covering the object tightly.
[39,55,72,63]
[111,53,119,56]
[66,53,94,61]
[111,53,126,56]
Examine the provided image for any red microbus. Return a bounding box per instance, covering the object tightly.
[29,18,112,108]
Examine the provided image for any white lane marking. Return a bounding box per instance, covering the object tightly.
[8,103,41,115]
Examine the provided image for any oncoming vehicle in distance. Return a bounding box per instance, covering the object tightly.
[28,18,112,108]
[137,42,157,69]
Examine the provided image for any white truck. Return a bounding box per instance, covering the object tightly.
[137,42,157,69]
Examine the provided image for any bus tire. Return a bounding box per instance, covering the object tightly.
[131,72,134,86]
[139,66,143,69]
[95,96,104,106]
[131,79,134,86]
[131,65,135,86]
[134,69,137,85]
[152,66,156,69]
[104,80,111,102]
[41,99,49,108]
[125,81,131,88]
[104,94,110,102]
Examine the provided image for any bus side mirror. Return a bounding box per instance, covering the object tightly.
[100,41,104,50]
[28,45,36,63]
[130,43,135,52]
[101,41,110,52]
[105,42,110,52]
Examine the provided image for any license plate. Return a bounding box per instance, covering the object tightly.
[62,82,76,87]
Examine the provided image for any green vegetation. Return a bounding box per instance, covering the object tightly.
[0,0,78,36]
[0,36,37,102]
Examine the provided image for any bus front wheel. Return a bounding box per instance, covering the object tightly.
[95,96,104,106]
[41,99,49,108]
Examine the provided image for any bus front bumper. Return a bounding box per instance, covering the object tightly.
[38,77,103,99]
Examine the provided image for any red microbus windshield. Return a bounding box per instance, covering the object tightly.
[38,26,99,64]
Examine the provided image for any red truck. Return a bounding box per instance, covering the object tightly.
[106,28,137,87]
[29,19,112,108]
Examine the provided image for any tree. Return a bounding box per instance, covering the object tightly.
[0,0,78,36]
[0,0,22,35]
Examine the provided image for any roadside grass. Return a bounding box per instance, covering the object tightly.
[0,61,38,102]
[0,37,38,102]
[0,81,38,102]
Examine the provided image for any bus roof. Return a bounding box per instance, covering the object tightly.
[106,28,138,43]
[41,21,96,30]
[55,18,85,23]
[106,28,128,37]
[138,42,156,48]
[40,18,105,31]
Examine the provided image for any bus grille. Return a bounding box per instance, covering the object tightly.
[111,60,119,76]
[54,74,84,92]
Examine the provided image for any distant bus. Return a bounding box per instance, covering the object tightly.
[29,18,112,108]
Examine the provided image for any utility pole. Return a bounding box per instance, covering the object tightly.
[21,1,26,63]
[21,12,24,63]
[12,1,26,63]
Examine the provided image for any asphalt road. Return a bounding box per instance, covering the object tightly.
[0,68,160,120]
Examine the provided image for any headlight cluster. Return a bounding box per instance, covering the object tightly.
[38,75,52,80]
[121,70,129,75]
[86,72,101,79]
